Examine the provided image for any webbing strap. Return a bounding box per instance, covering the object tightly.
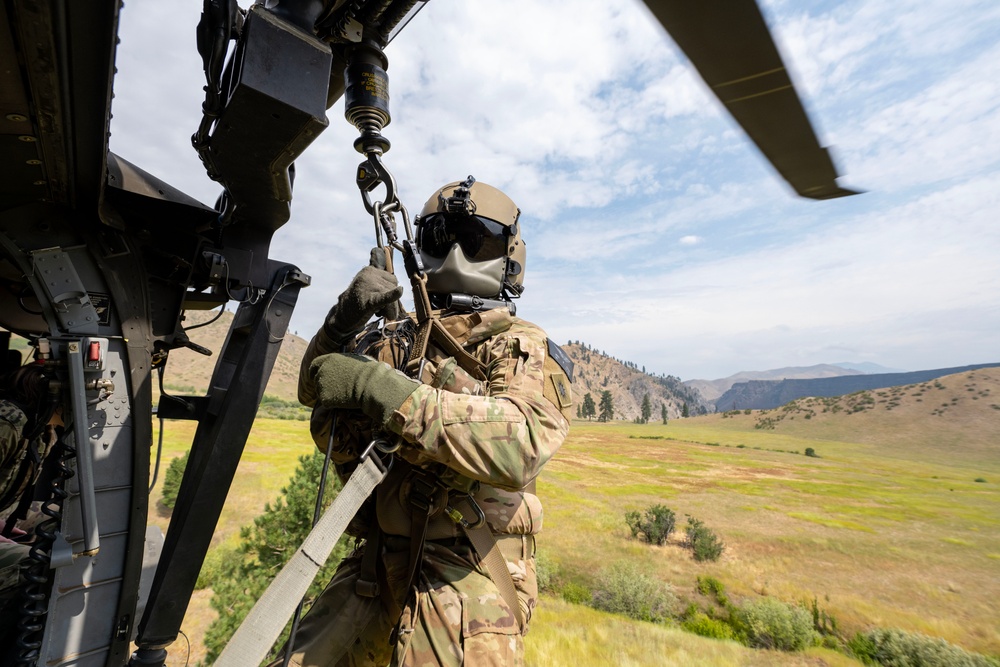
[404,272,487,381]
[214,455,387,667]
[456,497,525,633]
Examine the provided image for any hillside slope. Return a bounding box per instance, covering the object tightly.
[713,367,1000,468]
[161,310,308,401]
[563,343,708,420]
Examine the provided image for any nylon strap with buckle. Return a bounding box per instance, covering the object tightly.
[452,496,525,633]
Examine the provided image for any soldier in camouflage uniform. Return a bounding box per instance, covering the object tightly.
[280,177,573,666]
[0,364,55,644]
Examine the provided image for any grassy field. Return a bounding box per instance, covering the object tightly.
[150,371,999,665]
[541,417,999,660]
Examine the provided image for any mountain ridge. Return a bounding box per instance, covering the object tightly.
[715,362,1000,411]
[562,342,710,419]
[683,364,863,402]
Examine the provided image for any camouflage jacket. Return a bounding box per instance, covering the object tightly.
[0,399,29,515]
[300,307,572,540]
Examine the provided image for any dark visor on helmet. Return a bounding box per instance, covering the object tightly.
[417,213,508,261]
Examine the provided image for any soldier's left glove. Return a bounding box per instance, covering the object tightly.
[310,353,420,432]
[323,249,404,344]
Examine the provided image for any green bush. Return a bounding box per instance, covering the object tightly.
[848,628,1000,666]
[535,549,558,594]
[683,612,738,641]
[737,597,817,651]
[160,450,189,510]
[196,545,233,590]
[625,504,676,545]
[805,447,819,458]
[591,560,677,623]
[974,477,987,483]
[685,517,725,562]
[561,581,591,605]
[809,596,839,636]
[696,576,730,608]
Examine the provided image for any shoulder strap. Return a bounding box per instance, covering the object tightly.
[405,274,487,381]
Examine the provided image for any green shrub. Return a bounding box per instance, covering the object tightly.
[160,450,189,510]
[196,545,233,590]
[591,560,678,623]
[625,510,642,538]
[974,477,987,483]
[805,447,819,458]
[809,596,839,636]
[535,549,558,594]
[625,504,676,546]
[696,576,730,607]
[683,612,737,641]
[848,628,1000,666]
[561,581,591,605]
[685,517,725,562]
[737,597,817,651]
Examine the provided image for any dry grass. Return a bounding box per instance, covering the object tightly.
[544,415,1000,657]
[526,597,858,666]
[148,369,1000,663]
[149,417,315,664]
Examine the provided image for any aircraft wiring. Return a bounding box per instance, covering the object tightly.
[222,259,264,305]
[16,284,43,316]
[148,364,179,494]
[182,304,226,332]
[177,629,191,667]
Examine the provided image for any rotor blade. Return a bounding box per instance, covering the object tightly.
[643,0,859,200]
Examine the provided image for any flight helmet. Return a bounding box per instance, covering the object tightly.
[415,176,525,300]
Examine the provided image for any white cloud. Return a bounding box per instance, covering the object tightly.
[108,0,1000,379]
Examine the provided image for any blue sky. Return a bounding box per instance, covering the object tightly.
[109,0,1000,380]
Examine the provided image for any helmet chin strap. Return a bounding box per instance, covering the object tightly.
[502,258,524,299]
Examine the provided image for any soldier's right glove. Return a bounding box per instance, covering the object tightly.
[310,352,420,432]
[323,248,404,344]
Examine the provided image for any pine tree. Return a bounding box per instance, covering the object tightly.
[661,404,668,425]
[202,451,353,662]
[598,390,615,422]
[682,402,690,418]
[640,394,652,424]
[581,392,597,420]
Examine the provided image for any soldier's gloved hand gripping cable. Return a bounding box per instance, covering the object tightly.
[310,353,419,432]
[322,248,404,345]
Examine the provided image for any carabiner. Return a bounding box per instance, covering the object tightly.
[356,151,398,216]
